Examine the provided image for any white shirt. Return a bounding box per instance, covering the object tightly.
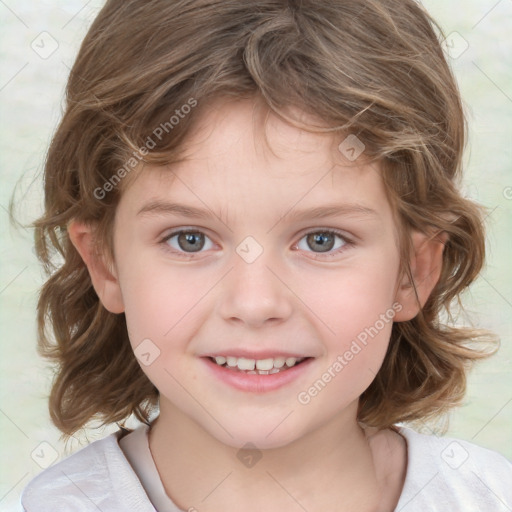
[21,425,512,511]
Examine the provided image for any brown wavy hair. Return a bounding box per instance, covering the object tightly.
[32,0,497,436]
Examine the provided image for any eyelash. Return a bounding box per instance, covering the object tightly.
[159,228,354,260]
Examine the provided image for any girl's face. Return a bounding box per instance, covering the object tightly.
[112,98,404,448]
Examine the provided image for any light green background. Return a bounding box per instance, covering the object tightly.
[1,1,511,510]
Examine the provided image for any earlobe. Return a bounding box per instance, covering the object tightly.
[67,220,125,314]
[393,230,448,322]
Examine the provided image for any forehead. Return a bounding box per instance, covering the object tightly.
[118,98,393,224]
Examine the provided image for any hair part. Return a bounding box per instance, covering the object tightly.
[32,0,497,436]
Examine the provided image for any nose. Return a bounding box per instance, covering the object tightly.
[217,254,294,328]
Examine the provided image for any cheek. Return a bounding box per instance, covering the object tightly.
[303,253,400,338]
[299,252,399,386]
[116,250,202,349]
[297,293,396,419]
[117,259,206,396]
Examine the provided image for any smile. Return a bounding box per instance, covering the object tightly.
[210,355,306,374]
[203,355,314,393]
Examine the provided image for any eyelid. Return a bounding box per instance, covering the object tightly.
[298,227,353,242]
[159,228,217,259]
[293,228,354,259]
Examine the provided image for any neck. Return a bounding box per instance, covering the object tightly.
[149,400,393,512]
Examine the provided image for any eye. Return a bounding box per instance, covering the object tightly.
[160,228,352,259]
[294,229,352,257]
[161,230,215,256]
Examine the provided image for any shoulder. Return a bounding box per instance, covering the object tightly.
[21,431,155,512]
[396,426,512,511]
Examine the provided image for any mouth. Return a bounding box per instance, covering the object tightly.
[202,354,314,393]
[208,355,310,375]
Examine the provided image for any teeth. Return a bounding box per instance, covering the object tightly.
[237,358,255,371]
[255,358,274,371]
[211,355,305,373]
[273,357,286,368]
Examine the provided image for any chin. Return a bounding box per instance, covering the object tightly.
[200,414,306,451]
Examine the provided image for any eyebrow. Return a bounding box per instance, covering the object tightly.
[284,203,378,222]
[137,200,379,222]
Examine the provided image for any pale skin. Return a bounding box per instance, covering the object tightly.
[69,98,446,511]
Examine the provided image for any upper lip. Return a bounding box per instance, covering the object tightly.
[200,350,313,359]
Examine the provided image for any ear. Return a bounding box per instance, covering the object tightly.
[67,220,125,314]
[393,230,448,322]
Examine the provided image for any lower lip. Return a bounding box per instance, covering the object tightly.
[202,357,314,393]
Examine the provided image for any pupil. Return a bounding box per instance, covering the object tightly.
[179,232,204,252]
[308,232,333,253]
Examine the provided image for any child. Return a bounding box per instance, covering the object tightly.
[21,0,512,510]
